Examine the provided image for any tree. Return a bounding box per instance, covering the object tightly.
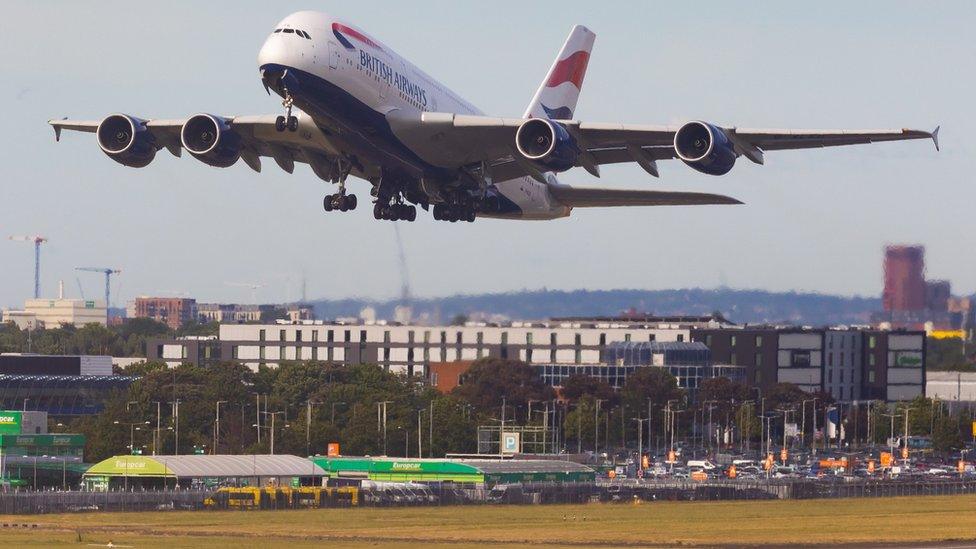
[926,337,974,371]
[620,367,683,413]
[451,358,554,421]
[560,374,614,404]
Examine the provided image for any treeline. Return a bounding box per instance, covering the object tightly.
[0,319,217,358]
[66,357,972,463]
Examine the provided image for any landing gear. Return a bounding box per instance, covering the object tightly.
[323,193,357,212]
[373,201,417,222]
[433,203,476,223]
[275,88,299,132]
[322,158,357,213]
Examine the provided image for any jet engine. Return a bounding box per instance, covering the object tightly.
[515,118,579,173]
[673,121,737,176]
[181,114,242,168]
[96,114,157,168]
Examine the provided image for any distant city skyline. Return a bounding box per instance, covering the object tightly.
[1,1,971,308]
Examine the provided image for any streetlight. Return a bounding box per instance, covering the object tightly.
[633,417,648,469]
[305,400,320,457]
[881,412,902,462]
[377,401,392,456]
[260,411,287,455]
[214,400,227,455]
[114,420,150,455]
[594,399,607,455]
[417,408,425,458]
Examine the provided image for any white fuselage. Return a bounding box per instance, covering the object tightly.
[256,11,570,220]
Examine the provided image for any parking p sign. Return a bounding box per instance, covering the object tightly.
[502,432,520,454]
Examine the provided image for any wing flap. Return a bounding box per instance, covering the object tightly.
[548,185,742,208]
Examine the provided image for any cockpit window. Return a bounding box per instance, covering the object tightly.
[299,30,311,39]
[273,29,282,33]
[283,28,295,34]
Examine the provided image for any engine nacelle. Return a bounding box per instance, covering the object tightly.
[674,121,737,176]
[515,118,579,173]
[181,114,242,168]
[96,114,157,168]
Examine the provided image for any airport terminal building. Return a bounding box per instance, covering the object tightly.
[147,317,925,402]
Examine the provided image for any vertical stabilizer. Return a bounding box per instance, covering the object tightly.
[523,25,596,120]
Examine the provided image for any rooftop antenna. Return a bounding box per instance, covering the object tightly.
[9,235,48,298]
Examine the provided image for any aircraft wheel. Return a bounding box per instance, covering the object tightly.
[373,203,384,220]
[287,116,299,132]
[337,195,349,212]
[275,116,287,132]
[323,194,334,212]
[407,206,417,222]
[346,194,357,210]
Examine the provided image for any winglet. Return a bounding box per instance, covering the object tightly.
[931,125,940,152]
[50,118,65,142]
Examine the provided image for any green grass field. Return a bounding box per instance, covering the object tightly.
[1,495,974,547]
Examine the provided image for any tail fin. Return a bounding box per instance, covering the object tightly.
[523,25,596,120]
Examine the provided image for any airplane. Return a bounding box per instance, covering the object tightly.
[49,11,939,223]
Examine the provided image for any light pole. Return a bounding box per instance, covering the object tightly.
[417,408,425,458]
[170,400,182,454]
[377,401,392,456]
[214,400,227,455]
[151,401,162,456]
[633,417,647,469]
[261,411,287,455]
[594,399,607,455]
[881,412,902,460]
[305,400,320,457]
[114,420,150,455]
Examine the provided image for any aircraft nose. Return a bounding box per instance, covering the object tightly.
[257,35,286,68]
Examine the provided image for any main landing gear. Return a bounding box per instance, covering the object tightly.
[275,88,299,132]
[373,201,416,222]
[432,204,476,223]
[322,159,358,213]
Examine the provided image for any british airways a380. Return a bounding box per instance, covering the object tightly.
[50,11,939,223]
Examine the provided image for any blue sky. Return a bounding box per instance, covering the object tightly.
[1,1,972,307]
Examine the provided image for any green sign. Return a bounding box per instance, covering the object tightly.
[193,446,206,455]
[84,456,173,477]
[895,352,923,367]
[0,412,22,435]
[0,434,86,447]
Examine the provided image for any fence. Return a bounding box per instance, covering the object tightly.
[0,490,210,515]
[1,478,975,514]
[599,477,976,501]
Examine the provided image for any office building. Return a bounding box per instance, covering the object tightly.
[883,245,926,312]
[132,297,197,330]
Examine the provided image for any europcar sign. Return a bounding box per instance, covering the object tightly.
[0,412,22,435]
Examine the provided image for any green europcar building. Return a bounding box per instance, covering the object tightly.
[311,457,595,486]
[0,411,87,488]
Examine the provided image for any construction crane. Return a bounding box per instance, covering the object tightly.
[9,235,48,299]
[225,282,264,304]
[76,267,121,307]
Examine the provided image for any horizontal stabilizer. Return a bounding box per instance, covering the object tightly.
[549,185,742,207]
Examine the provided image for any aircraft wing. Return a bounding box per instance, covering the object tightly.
[547,184,742,208]
[388,112,938,181]
[48,115,344,178]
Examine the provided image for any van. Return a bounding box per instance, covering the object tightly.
[686,460,717,470]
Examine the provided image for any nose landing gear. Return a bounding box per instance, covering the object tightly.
[275,88,299,132]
